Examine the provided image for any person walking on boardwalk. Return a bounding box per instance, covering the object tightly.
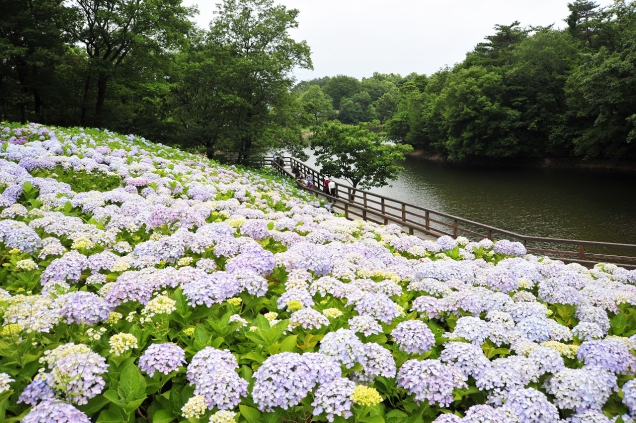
[323,177,331,195]
[328,179,337,199]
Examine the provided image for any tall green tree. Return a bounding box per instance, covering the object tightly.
[299,85,335,126]
[0,0,70,122]
[173,0,312,163]
[310,120,413,193]
[65,0,193,126]
[322,75,362,110]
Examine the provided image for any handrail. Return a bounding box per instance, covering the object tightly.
[261,156,636,268]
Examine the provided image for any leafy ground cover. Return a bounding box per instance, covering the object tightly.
[0,122,635,423]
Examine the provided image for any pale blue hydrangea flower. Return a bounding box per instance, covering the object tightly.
[502,388,560,423]
[311,377,356,422]
[320,329,367,368]
[397,359,466,407]
[22,400,91,423]
[348,315,383,337]
[392,320,435,355]
[139,343,186,377]
[440,342,491,378]
[543,366,617,412]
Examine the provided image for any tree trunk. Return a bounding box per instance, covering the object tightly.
[33,89,42,122]
[94,72,108,128]
[349,182,359,202]
[80,74,92,126]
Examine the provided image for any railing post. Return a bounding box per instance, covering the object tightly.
[363,192,367,208]
[487,229,493,240]
[344,202,349,219]
[425,210,430,230]
[363,209,367,221]
[578,244,584,260]
[401,203,406,222]
[453,219,458,237]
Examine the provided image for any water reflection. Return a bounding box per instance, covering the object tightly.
[304,152,636,243]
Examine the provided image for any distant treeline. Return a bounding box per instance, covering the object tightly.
[2,0,635,163]
[295,1,636,161]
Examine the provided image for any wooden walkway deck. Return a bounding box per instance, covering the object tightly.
[261,157,636,269]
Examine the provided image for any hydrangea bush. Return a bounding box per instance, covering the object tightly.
[1,123,636,423]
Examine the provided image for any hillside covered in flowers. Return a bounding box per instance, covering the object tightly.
[0,123,636,423]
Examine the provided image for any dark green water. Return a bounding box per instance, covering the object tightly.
[306,154,636,244]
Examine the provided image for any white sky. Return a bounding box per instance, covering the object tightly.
[183,0,613,81]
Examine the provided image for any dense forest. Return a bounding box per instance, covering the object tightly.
[296,0,636,161]
[1,0,635,162]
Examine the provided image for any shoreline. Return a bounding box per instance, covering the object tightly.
[407,149,636,173]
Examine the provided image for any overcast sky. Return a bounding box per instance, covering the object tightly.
[182,0,613,81]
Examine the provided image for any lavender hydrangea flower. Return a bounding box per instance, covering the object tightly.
[572,322,605,341]
[193,367,248,410]
[502,388,560,423]
[183,271,240,307]
[225,249,276,276]
[392,320,435,355]
[440,342,491,378]
[240,219,269,240]
[577,338,636,375]
[312,378,356,422]
[544,366,617,412]
[186,347,247,410]
[18,373,55,405]
[562,411,613,423]
[352,342,397,383]
[462,404,515,423]
[42,343,108,405]
[397,359,467,407]
[187,347,238,383]
[411,295,445,318]
[139,343,186,377]
[432,415,462,423]
[353,292,401,324]
[475,366,524,406]
[56,292,111,325]
[622,379,636,417]
[527,346,565,375]
[493,240,527,257]
[319,329,367,368]
[516,316,552,342]
[348,315,383,337]
[289,308,329,330]
[253,352,340,411]
[22,400,91,423]
[449,316,491,345]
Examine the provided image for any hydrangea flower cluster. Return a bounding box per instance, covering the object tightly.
[397,359,467,407]
[2,123,636,422]
[139,343,186,377]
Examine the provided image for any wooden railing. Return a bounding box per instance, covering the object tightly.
[260,156,636,269]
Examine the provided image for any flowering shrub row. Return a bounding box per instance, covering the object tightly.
[0,123,635,423]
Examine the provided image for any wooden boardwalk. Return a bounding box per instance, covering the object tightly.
[262,157,636,269]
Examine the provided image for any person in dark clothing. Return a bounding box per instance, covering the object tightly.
[323,178,330,195]
[292,165,299,178]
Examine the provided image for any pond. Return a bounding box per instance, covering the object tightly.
[303,154,636,244]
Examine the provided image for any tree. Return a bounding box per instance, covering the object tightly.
[466,21,529,68]
[373,91,398,123]
[299,85,335,126]
[186,0,312,163]
[0,0,70,122]
[339,91,375,124]
[322,75,362,110]
[65,0,193,126]
[310,120,413,197]
[566,0,601,47]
